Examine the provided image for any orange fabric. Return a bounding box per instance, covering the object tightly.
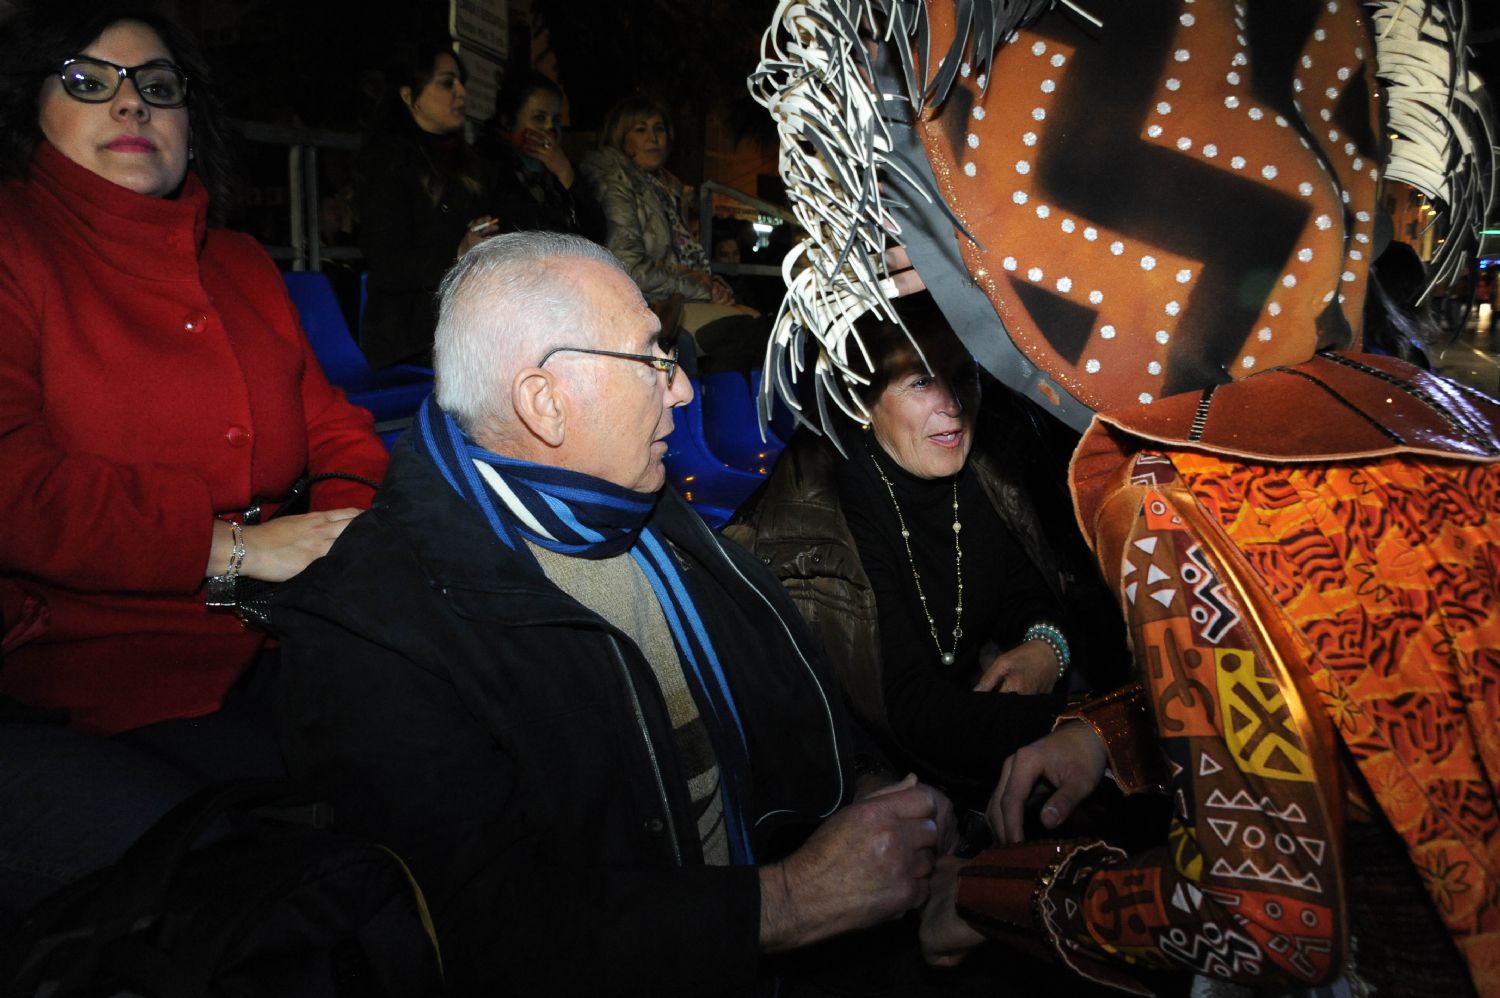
[1169,450,1500,995]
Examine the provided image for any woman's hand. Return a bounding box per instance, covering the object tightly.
[457,217,499,257]
[519,128,575,188]
[972,638,1060,695]
[919,856,987,967]
[208,510,362,583]
[709,276,736,305]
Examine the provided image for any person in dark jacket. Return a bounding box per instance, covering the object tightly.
[726,302,1086,814]
[355,41,495,369]
[272,231,953,996]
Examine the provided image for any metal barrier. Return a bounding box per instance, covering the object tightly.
[230,120,362,272]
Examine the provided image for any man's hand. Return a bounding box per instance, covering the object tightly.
[973,638,1060,695]
[760,774,942,951]
[989,721,1108,843]
[919,856,987,967]
[858,772,958,856]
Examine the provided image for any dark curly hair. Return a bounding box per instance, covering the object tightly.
[0,3,234,217]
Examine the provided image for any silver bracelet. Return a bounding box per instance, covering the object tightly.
[226,521,246,579]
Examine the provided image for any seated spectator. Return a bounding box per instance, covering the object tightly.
[478,71,603,241]
[0,4,386,924]
[273,231,951,996]
[356,40,495,369]
[727,300,1076,815]
[581,96,765,371]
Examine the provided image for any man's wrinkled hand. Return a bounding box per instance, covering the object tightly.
[760,773,942,951]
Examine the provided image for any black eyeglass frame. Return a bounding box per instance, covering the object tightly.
[57,56,189,109]
[538,346,681,388]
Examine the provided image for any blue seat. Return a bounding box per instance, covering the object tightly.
[282,271,432,438]
[699,371,784,475]
[664,380,766,529]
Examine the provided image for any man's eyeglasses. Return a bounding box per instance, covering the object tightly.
[58,57,189,109]
[539,346,680,388]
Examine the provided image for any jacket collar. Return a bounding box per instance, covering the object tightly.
[376,438,724,622]
[28,141,208,279]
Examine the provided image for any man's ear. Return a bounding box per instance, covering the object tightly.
[512,368,566,448]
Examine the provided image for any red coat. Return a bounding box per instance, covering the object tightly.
[0,143,388,734]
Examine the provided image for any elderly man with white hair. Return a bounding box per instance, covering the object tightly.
[272,231,949,996]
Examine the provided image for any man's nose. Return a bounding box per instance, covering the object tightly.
[667,370,695,409]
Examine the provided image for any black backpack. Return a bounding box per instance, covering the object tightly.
[0,779,444,998]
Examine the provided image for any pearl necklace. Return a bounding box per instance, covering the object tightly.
[870,447,963,667]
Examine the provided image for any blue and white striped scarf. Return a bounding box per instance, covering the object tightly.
[413,396,754,864]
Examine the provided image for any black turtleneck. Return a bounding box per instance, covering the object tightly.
[834,435,1061,806]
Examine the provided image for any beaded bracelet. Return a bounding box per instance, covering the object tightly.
[1024,622,1070,682]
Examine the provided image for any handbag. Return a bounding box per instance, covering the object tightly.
[207,472,380,629]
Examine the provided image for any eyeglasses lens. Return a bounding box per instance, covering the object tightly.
[61,60,187,108]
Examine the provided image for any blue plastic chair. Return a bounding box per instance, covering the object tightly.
[282,271,432,440]
[699,371,784,475]
[664,380,766,529]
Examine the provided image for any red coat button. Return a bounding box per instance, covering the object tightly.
[184,313,208,333]
[225,425,251,447]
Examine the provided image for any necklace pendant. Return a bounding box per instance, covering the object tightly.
[941,652,955,666]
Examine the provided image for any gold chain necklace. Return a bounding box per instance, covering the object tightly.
[870,447,964,666]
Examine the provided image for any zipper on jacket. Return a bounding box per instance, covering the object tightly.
[694,519,847,824]
[609,638,683,865]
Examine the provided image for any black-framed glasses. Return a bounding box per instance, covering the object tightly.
[58,57,189,109]
[539,346,680,388]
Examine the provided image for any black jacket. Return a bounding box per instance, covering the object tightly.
[272,440,868,996]
[355,129,493,369]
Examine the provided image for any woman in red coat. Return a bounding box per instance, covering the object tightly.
[0,5,388,924]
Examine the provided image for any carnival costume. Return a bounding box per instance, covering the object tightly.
[750,0,1499,992]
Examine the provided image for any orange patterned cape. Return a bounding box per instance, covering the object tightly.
[1042,355,1500,994]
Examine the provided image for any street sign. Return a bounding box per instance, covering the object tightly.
[455,43,504,124]
[450,0,507,61]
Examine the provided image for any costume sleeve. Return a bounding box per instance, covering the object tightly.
[958,470,1348,991]
[277,603,764,996]
[0,248,216,593]
[582,156,711,303]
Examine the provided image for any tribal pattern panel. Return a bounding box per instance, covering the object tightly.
[1170,449,1500,995]
[915,0,1379,414]
[1050,456,1340,987]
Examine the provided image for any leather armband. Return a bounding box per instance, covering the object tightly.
[1055,681,1164,794]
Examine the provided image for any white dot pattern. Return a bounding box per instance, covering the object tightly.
[964,162,977,177]
[1101,325,1116,340]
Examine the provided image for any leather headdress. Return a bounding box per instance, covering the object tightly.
[752,0,1496,433]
